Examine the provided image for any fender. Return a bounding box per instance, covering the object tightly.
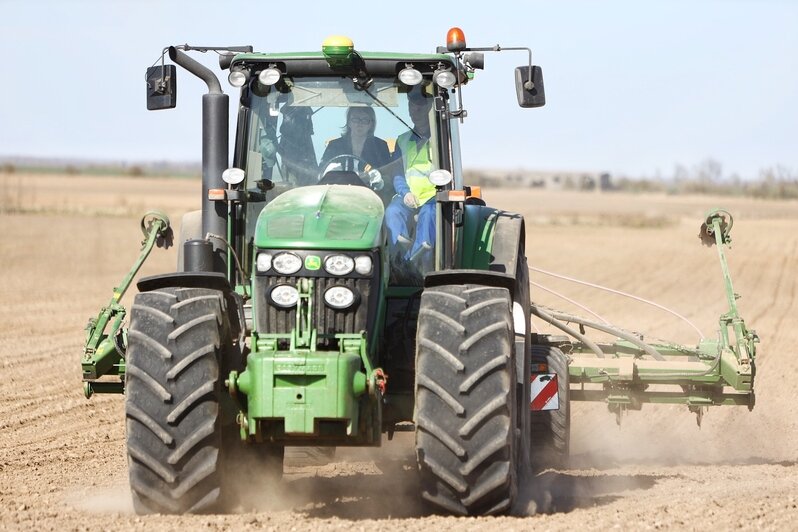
[459,204,526,279]
[424,269,516,291]
[137,272,245,340]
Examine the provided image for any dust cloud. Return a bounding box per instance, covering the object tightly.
[64,483,134,515]
[219,434,430,519]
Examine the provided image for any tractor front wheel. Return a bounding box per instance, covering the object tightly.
[415,284,519,515]
[125,287,230,514]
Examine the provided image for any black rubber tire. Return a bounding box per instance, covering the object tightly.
[415,284,518,516]
[529,345,570,470]
[125,287,229,514]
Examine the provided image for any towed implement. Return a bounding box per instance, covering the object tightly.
[81,29,757,515]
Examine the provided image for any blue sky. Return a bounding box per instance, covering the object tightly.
[1,0,796,179]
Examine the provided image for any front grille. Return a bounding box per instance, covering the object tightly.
[253,249,381,347]
[254,275,375,345]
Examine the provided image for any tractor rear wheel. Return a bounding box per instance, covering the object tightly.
[529,344,570,469]
[415,284,519,515]
[125,287,230,514]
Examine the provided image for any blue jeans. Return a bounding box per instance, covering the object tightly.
[385,196,436,259]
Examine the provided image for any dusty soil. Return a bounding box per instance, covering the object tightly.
[1,173,796,530]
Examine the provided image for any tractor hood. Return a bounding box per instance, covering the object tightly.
[254,185,384,250]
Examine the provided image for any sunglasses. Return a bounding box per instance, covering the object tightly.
[350,117,373,125]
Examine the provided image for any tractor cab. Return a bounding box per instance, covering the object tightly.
[227,40,465,284]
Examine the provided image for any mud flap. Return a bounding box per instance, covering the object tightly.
[531,373,559,411]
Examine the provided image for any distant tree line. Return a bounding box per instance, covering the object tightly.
[614,159,798,200]
[0,158,200,178]
[464,159,798,200]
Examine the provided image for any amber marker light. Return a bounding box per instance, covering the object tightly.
[208,189,225,201]
[446,27,466,52]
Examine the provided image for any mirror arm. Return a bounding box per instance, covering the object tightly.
[464,45,534,88]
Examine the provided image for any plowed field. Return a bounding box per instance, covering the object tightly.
[1,173,796,530]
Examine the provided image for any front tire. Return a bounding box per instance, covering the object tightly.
[415,284,519,515]
[125,287,229,514]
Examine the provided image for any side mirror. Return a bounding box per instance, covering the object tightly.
[145,65,177,110]
[515,65,545,108]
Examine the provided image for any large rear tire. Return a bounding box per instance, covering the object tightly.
[125,287,229,514]
[415,284,518,515]
[529,344,570,469]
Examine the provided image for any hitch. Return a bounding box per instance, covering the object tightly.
[81,212,172,397]
[534,210,758,420]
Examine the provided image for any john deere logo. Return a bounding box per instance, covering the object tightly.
[305,255,321,270]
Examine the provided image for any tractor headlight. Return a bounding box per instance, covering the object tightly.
[324,286,355,310]
[272,252,302,275]
[270,284,299,308]
[429,169,454,186]
[256,252,273,272]
[354,255,373,275]
[324,254,354,276]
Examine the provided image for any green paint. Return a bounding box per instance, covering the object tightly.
[255,185,384,250]
[234,332,372,437]
[458,204,499,269]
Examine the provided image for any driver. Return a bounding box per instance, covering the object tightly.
[320,106,393,179]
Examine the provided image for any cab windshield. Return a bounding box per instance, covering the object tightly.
[239,76,449,284]
[242,77,441,205]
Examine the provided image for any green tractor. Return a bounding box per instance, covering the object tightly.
[81,29,757,516]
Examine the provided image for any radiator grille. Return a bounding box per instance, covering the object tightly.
[254,275,373,343]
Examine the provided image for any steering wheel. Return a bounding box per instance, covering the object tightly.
[318,154,384,191]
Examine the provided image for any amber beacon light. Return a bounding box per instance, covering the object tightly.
[446,27,466,52]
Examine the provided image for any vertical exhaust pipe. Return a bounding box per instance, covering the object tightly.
[168,46,228,274]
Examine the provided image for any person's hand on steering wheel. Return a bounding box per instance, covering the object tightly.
[318,154,383,190]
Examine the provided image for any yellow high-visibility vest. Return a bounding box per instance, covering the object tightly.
[396,131,436,205]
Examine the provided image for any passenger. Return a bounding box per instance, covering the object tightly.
[385,90,437,266]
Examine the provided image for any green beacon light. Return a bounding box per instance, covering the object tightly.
[322,35,355,69]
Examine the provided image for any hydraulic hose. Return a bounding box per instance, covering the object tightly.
[530,304,605,359]
[546,310,666,361]
[529,265,704,340]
